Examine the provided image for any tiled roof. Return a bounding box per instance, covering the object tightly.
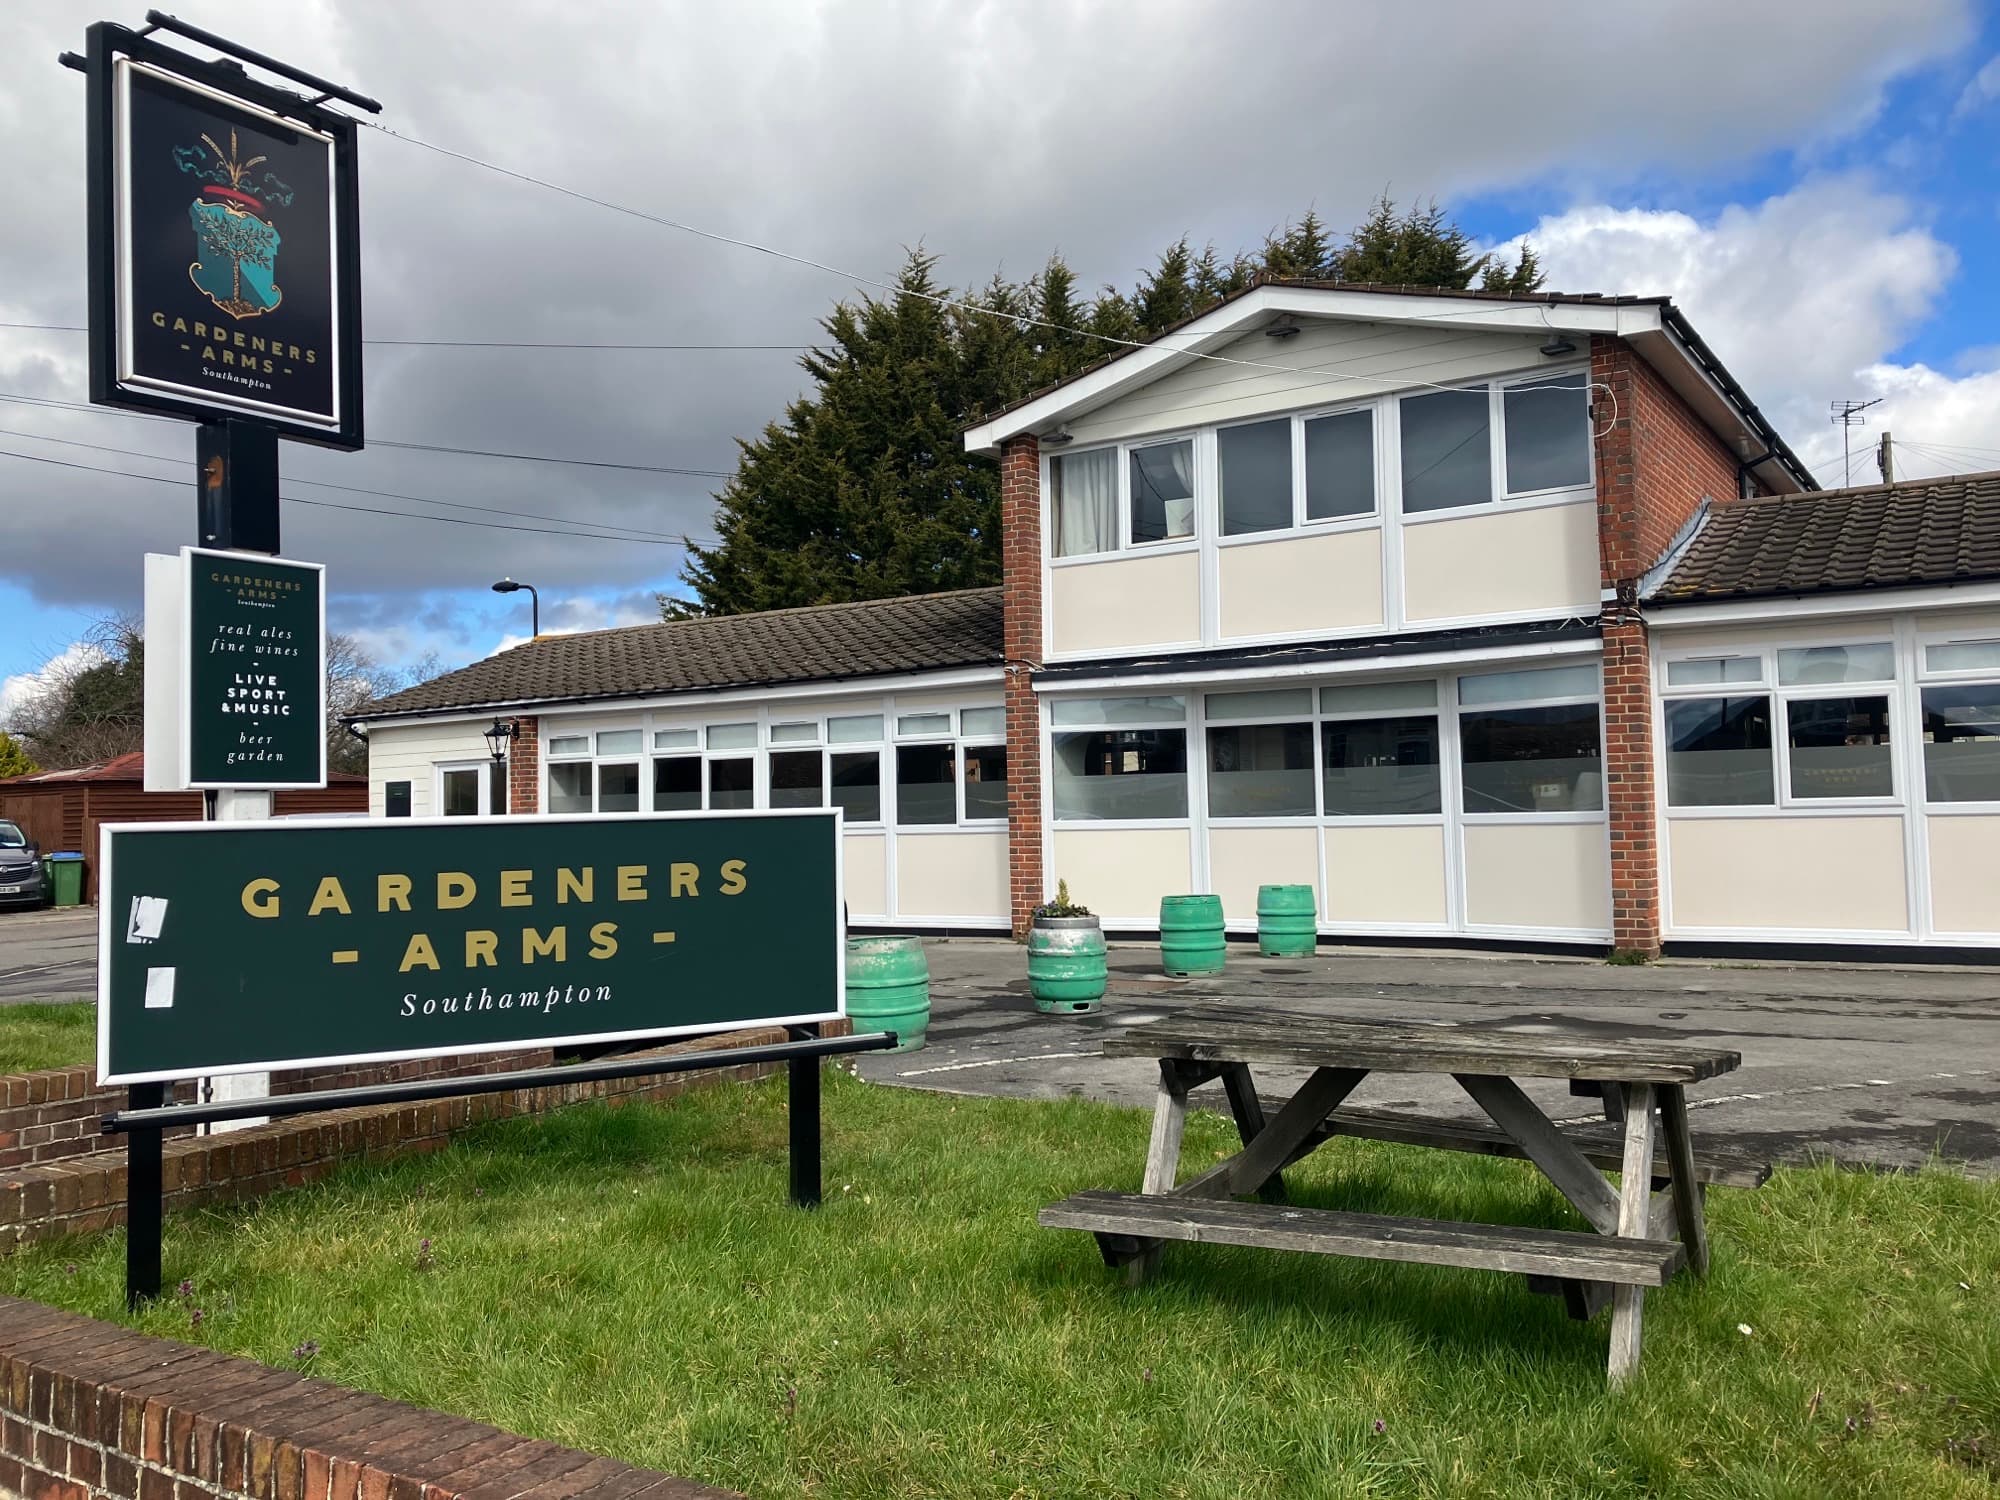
[1650,470,2000,604]
[352,588,1005,720]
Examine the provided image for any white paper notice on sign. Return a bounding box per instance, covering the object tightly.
[127,896,168,943]
[143,967,177,1010]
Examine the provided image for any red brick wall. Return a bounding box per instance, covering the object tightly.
[999,435,1044,938]
[506,716,540,815]
[0,1296,740,1500]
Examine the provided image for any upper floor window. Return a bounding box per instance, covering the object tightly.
[1052,449,1117,558]
[1400,372,1591,515]
[1130,440,1195,545]
[1219,409,1376,537]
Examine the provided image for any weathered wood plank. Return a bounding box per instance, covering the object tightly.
[1174,1067,1366,1202]
[1104,1011,1739,1084]
[1220,1063,1287,1204]
[1040,1191,1686,1286]
[1454,1074,1623,1235]
[1657,1083,1711,1277]
[1608,1082,1658,1387]
[1128,1060,1192,1287]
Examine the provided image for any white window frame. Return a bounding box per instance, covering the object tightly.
[1657,652,1777,812]
[433,760,493,818]
[1396,366,1596,526]
[1199,687,1446,826]
[1213,402,1383,546]
[1913,629,2000,814]
[1049,696,1193,828]
[1772,639,1899,810]
[891,705,1009,829]
[1454,667,1607,825]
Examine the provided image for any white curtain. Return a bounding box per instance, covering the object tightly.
[1160,441,1194,538]
[1055,448,1118,557]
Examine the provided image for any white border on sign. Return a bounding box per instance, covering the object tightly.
[179,546,330,790]
[112,57,344,430]
[96,807,848,1085]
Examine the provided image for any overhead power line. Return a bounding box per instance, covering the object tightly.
[0,320,808,351]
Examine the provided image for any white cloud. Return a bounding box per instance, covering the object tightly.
[1953,53,2000,118]
[0,642,104,731]
[1498,177,2000,486]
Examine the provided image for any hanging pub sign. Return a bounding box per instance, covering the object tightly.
[96,810,846,1084]
[144,546,326,791]
[83,22,363,448]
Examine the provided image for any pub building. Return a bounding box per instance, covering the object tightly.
[347,282,2000,957]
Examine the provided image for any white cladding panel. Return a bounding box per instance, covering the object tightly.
[894,831,1008,921]
[1929,815,2000,936]
[1668,816,1910,935]
[1061,320,1548,446]
[1050,551,1200,655]
[1218,529,1384,640]
[1403,503,1601,624]
[1323,824,1450,927]
[844,833,888,921]
[1208,826,1320,923]
[1462,822,1610,934]
[1052,827,1194,923]
[365,721,490,818]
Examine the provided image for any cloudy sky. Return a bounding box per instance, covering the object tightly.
[4,0,1999,722]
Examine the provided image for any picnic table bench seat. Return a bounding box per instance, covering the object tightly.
[1041,1190,1687,1286]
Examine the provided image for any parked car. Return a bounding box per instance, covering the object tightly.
[0,820,48,909]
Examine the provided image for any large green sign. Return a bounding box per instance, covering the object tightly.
[183,547,326,788]
[97,810,843,1084]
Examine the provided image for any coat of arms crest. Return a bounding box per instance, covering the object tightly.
[172,127,294,319]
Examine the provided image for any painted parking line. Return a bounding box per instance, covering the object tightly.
[0,960,93,981]
[897,1050,1101,1078]
[1687,1069,1995,1110]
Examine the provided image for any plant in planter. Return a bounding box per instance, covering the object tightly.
[1028,879,1108,1014]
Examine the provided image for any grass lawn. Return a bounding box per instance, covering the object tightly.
[3,1072,1996,1498]
[0,999,95,1073]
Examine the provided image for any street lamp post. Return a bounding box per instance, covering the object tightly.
[491,577,539,637]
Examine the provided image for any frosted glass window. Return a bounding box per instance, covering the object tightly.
[652,757,700,811]
[1458,664,1599,706]
[1052,730,1188,820]
[1205,688,1312,720]
[1926,641,2000,674]
[963,744,1008,820]
[653,728,699,751]
[1778,644,1893,686]
[1665,697,1774,807]
[1787,697,1892,798]
[769,750,823,808]
[547,735,588,757]
[896,744,957,824]
[1050,696,1185,726]
[827,714,883,743]
[831,751,881,822]
[547,762,592,814]
[896,712,953,737]
[1322,716,1441,816]
[1051,448,1118,558]
[961,707,1006,739]
[708,757,754,809]
[770,721,820,745]
[1400,389,1491,513]
[1304,409,1375,520]
[707,723,757,751]
[595,730,642,756]
[1321,680,1437,715]
[1459,705,1603,813]
[1219,418,1293,535]
[1666,657,1763,687]
[1923,685,2000,803]
[1502,374,1590,493]
[1131,440,1195,544]
[598,762,640,812]
[1207,723,1314,817]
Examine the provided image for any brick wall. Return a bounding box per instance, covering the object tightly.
[505,716,540,815]
[1591,336,1758,956]
[1,1025,846,1251]
[0,1294,739,1500]
[999,434,1044,939]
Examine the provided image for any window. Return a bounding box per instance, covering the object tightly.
[1399,389,1491,514]
[547,762,591,814]
[1665,697,1774,807]
[828,714,884,743]
[1208,687,1312,718]
[1207,722,1314,817]
[963,744,1008,820]
[1502,374,1590,494]
[961,706,1006,738]
[1051,448,1117,558]
[1322,716,1440,816]
[1927,640,2000,674]
[1320,679,1438,714]
[1923,684,2000,803]
[1053,729,1188,820]
[707,723,757,751]
[1666,656,1762,687]
[896,712,952,737]
[1304,409,1374,521]
[653,728,699,751]
[598,762,641,812]
[653,757,700,811]
[1458,666,1602,814]
[1219,419,1292,536]
[769,750,823,808]
[596,730,642,756]
[1051,695,1186,725]
[896,743,957,825]
[770,721,820,745]
[1130,440,1194,544]
[1787,696,1892,799]
[1778,643,1894,686]
[708,758,753,810]
[384,781,412,818]
[831,751,882,822]
[441,768,487,817]
[547,735,588,757]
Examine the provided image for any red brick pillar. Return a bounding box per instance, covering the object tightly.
[1590,339,1659,956]
[506,715,540,814]
[1000,434,1044,939]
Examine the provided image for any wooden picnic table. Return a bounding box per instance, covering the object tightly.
[1039,1007,1750,1385]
